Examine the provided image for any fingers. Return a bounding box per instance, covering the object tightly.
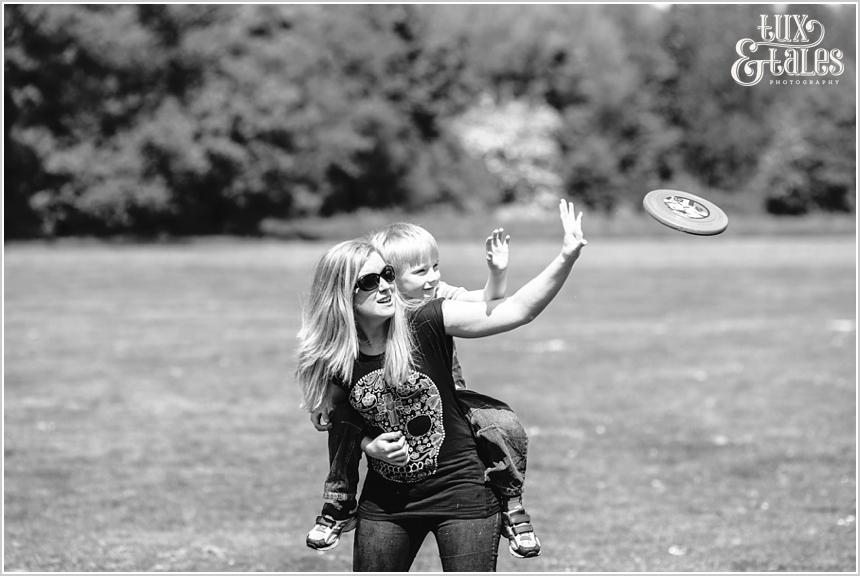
[367,430,410,466]
[379,431,409,465]
[486,228,510,252]
[493,227,505,247]
[558,199,583,226]
[384,435,407,451]
[379,431,406,450]
[560,199,576,232]
[559,198,577,217]
[386,441,409,465]
[558,197,587,246]
[310,411,330,431]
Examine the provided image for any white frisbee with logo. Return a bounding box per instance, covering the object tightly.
[643,189,729,236]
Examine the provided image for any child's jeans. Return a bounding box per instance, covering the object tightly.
[320,390,528,515]
[321,403,364,519]
[456,389,528,499]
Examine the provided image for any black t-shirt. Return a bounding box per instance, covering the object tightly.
[343,298,499,520]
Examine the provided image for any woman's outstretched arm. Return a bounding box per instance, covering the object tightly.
[442,198,587,338]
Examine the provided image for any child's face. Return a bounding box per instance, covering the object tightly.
[397,256,441,301]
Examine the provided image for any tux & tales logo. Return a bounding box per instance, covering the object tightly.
[731,14,844,87]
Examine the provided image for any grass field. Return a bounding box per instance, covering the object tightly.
[3,233,856,572]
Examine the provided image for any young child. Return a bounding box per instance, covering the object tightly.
[304,224,541,559]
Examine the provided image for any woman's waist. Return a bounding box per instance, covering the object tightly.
[359,470,499,518]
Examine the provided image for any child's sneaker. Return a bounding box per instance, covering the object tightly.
[305,514,357,551]
[501,506,541,558]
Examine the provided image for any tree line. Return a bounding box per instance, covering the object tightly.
[4,4,855,237]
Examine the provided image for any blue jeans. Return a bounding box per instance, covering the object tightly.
[353,514,501,572]
[457,389,528,499]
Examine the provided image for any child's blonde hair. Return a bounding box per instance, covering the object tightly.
[368,222,438,275]
[295,239,414,412]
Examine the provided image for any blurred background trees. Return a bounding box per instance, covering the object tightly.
[4,4,855,237]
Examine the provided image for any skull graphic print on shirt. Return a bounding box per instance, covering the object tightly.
[350,369,445,483]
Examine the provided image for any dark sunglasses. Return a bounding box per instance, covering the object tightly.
[355,264,396,292]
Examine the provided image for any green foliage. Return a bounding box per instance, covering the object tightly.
[4,4,855,237]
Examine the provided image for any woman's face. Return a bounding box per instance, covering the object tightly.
[353,252,396,321]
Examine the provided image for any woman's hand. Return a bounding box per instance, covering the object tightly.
[362,431,409,466]
[559,198,587,256]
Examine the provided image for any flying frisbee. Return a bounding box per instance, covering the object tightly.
[643,189,728,235]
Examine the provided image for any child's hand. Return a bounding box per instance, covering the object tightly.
[311,382,345,431]
[310,406,332,431]
[559,198,587,255]
[485,227,511,272]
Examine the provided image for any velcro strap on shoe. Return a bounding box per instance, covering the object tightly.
[505,509,531,526]
[315,515,335,528]
[511,522,535,535]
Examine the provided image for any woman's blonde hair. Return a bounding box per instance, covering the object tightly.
[296,239,415,412]
[368,223,438,276]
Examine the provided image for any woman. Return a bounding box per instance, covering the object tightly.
[296,199,586,571]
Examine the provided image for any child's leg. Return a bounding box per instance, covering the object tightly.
[456,389,540,558]
[456,389,527,498]
[321,403,364,518]
[307,403,364,551]
[323,405,361,520]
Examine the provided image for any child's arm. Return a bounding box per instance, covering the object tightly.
[445,228,511,303]
[482,227,510,300]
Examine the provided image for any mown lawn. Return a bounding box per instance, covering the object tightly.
[3,233,856,571]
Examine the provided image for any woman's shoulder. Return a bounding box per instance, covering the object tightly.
[408,298,444,324]
[407,298,448,346]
